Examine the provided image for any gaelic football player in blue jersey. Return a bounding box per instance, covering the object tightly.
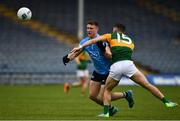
[63,20,134,116]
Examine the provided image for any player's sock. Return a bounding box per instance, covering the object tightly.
[98,105,110,117]
[109,105,114,113]
[109,105,119,116]
[104,105,110,117]
[161,97,169,104]
[104,105,109,114]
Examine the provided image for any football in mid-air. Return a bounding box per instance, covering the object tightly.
[17,7,32,20]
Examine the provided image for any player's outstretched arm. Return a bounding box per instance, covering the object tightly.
[82,36,106,48]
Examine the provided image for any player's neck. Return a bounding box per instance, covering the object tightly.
[89,34,97,39]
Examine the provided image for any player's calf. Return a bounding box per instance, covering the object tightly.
[63,82,70,93]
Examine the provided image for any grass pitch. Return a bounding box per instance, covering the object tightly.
[0,85,179,120]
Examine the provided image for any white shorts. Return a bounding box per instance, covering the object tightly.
[109,60,138,81]
[77,70,89,78]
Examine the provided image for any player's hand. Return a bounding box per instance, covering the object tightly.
[62,54,70,65]
[96,41,106,52]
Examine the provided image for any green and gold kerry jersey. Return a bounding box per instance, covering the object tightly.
[102,32,135,63]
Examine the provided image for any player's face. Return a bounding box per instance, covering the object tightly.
[86,24,98,38]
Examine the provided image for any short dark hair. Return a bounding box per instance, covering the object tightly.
[87,20,99,27]
[114,23,126,32]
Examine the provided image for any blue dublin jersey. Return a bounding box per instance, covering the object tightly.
[79,34,111,75]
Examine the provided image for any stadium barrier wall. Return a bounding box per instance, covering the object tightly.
[146,74,180,86]
[0,73,76,85]
[0,73,180,85]
[119,74,180,86]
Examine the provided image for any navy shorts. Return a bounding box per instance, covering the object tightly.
[91,71,109,85]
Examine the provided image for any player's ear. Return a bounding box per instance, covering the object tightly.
[113,27,118,32]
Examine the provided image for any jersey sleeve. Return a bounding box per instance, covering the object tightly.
[79,40,83,45]
[102,34,111,42]
[79,40,86,51]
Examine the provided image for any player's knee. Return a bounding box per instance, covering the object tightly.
[104,85,113,92]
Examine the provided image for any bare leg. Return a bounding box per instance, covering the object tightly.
[89,80,104,105]
[104,76,119,106]
[130,70,164,100]
[81,76,88,95]
[111,92,125,101]
[89,80,125,106]
[130,70,178,108]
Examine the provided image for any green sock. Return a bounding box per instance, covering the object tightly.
[161,97,169,104]
[104,105,109,114]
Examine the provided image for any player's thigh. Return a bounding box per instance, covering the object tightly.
[130,69,149,87]
[89,80,101,97]
[105,76,119,91]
